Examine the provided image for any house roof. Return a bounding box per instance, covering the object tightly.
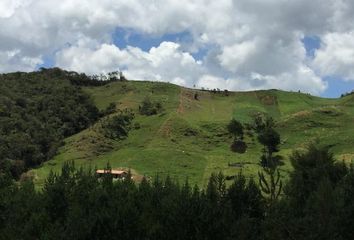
[96,169,128,175]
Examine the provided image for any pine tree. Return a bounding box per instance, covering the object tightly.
[256,117,282,206]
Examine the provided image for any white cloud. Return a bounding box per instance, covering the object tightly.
[218,40,257,73]
[0,49,42,72]
[1,0,354,94]
[247,65,327,95]
[0,0,29,18]
[313,32,354,80]
[56,40,203,87]
[195,65,326,95]
[197,75,227,90]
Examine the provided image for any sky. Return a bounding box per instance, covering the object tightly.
[1,0,354,98]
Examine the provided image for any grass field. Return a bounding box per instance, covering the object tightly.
[30,81,354,188]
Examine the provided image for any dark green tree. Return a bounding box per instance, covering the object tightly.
[228,174,264,240]
[139,97,163,116]
[227,118,244,141]
[258,127,281,167]
[335,165,354,239]
[100,109,134,139]
[284,145,347,212]
[256,117,282,205]
[103,102,116,115]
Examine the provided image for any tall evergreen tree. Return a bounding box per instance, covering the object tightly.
[256,116,282,205]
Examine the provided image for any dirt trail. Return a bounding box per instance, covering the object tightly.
[158,88,193,137]
[157,117,173,138]
[157,89,185,137]
[177,88,185,114]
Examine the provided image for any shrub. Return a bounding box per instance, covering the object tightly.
[100,109,134,139]
[139,97,163,116]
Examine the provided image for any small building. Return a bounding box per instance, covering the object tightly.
[96,169,129,179]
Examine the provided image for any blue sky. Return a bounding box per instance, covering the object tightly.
[302,36,354,98]
[302,36,321,58]
[112,28,209,61]
[112,28,191,51]
[323,77,354,98]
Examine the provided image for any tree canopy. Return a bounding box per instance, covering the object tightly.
[0,69,101,178]
[1,146,354,239]
[227,118,244,140]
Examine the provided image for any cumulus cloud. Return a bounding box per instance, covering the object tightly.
[247,66,327,95]
[195,66,326,95]
[56,40,203,87]
[197,75,227,90]
[218,40,257,73]
[1,0,354,95]
[313,32,354,80]
[0,49,42,72]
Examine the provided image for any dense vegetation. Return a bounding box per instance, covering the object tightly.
[1,68,354,238]
[0,69,102,178]
[100,109,135,139]
[139,97,164,116]
[0,145,353,239]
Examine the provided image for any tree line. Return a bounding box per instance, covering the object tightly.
[38,67,127,86]
[0,144,353,239]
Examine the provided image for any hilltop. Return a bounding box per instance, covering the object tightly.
[27,78,354,187]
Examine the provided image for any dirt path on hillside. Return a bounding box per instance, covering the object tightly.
[157,89,186,137]
[157,88,187,137]
[157,117,173,138]
[177,88,185,114]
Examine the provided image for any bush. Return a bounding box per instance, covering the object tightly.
[102,102,116,116]
[100,109,134,139]
[230,140,247,153]
[134,122,141,129]
[139,97,163,116]
[227,119,244,140]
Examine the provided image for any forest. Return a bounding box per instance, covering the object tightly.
[0,145,353,239]
[0,68,124,179]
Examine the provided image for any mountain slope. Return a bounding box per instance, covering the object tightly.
[30,80,354,187]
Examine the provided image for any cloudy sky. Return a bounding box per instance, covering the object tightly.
[1,0,354,97]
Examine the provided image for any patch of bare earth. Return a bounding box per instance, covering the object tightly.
[256,93,278,105]
[282,110,311,122]
[177,88,186,114]
[177,88,200,114]
[157,118,173,138]
[339,153,354,162]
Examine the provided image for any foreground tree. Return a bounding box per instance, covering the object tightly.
[2,149,354,239]
[265,145,349,240]
[256,116,282,206]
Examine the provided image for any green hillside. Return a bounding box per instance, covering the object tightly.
[29,80,354,187]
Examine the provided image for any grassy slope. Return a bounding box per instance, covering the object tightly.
[30,81,354,188]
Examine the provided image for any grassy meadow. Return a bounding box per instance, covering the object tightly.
[30,81,354,188]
